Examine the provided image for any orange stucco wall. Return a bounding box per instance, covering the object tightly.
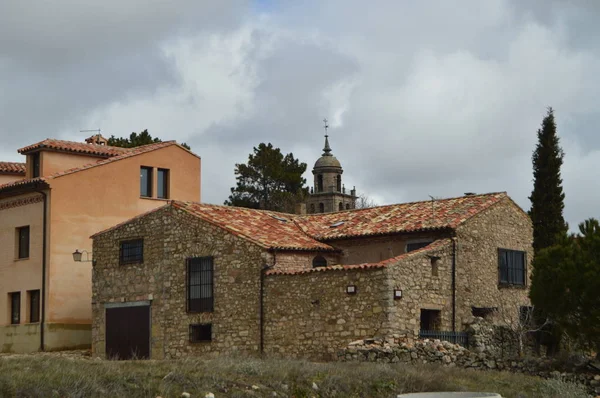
[40,151,103,177]
[46,144,200,324]
[0,194,45,328]
[0,175,24,186]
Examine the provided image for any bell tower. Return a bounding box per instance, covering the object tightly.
[305,119,357,213]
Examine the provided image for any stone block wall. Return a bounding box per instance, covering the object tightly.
[270,252,341,273]
[264,267,390,360]
[455,197,533,327]
[92,205,265,359]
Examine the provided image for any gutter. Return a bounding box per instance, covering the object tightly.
[451,237,457,332]
[36,189,48,351]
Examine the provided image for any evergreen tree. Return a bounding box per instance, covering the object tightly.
[107,129,191,150]
[528,107,568,253]
[225,143,308,213]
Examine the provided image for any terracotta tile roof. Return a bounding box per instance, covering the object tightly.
[0,161,26,175]
[173,201,335,252]
[266,239,452,275]
[0,141,179,193]
[18,139,130,157]
[294,192,508,240]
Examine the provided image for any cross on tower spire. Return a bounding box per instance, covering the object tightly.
[322,118,332,155]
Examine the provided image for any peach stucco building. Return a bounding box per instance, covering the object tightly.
[0,135,200,353]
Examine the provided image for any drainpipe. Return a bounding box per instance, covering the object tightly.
[259,250,276,356]
[451,237,457,332]
[36,190,48,351]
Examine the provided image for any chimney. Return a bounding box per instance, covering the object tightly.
[85,134,108,146]
[295,203,307,215]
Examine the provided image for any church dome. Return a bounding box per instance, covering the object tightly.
[313,134,342,169]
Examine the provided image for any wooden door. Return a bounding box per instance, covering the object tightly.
[105,305,150,360]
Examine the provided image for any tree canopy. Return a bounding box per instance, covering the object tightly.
[224,143,308,213]
[530,219,600,356]
[528,107,568,253]
[107,129,191,150]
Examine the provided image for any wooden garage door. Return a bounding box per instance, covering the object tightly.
[106,304,150,360]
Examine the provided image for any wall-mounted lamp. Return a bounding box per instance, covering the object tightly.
[72,249,96,266]
[393,289,403,300]
[346,285,357,295]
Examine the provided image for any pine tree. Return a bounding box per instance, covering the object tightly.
[107,129,191,150]
[528,107,568,253]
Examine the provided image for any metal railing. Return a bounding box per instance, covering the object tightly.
[419,330,469,347]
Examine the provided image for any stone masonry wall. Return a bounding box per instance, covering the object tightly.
[264,267,390,360]
[455,197,533,328]
[270,252,341,273]
[92,205,265,359]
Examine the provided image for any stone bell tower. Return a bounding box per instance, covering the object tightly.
[305,119,357,214]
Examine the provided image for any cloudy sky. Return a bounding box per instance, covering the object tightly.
[1,0,599,229]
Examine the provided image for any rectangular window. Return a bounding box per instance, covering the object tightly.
[189,324,212,343]
[406,240,433,253]
[28,290,40,323]
[157,168,169,199]
[32,153,41,178]
[498,249,526,286]
[17,226,30,259]
[9,292,20,325]
[119,239,144,265]
[187,257,214,313]
[140,166,153,197]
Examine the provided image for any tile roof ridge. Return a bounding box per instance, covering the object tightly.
[17,138,131,154]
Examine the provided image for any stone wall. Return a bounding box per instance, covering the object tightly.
[264,267,390,360]
[455,197,533,327]
[92,205,266,359]
[269,252,341,273]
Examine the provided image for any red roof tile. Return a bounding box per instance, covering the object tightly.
[173,201,335,252]
[294,192,507,240]
[18,139,130,157]
[0,162,26,175]
[266,239,452,275]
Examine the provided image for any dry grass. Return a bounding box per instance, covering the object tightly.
[0,354,589,398]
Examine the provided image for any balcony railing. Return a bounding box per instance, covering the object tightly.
[419,330,469,347]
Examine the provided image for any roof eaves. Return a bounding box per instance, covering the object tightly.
[0,178,50,198]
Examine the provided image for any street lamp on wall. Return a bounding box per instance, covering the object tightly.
[72,249,96,266]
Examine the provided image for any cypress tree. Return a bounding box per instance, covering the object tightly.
[528,107,568,253]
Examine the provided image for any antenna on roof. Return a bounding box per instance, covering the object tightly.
[80,129,101,134]
[428,195,435,224]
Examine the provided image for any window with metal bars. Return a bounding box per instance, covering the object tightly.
[498,248,526,286]
[10,292,20,324]
[119,239,143,265]
[29,290,40,323]
[189,323,212,342]
[187,257,214,313]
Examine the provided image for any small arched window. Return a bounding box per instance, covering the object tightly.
[310,204,315,214]
[319,203,325,213]
[312,255,327,268]
[317,175,323,192]
[339,202,343,211]
[346,203,350,210]
[336,175,342,192]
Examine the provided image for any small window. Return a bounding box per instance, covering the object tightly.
[430,257,439,276]
[187,257,214,313]
[189,324,212,342]
[157,168,169,199]
[338,202,343,211]
[28,290,40,323]
[346,203,350,210]
[498,249,526,286]
[317,175,323,192]
[120,239,143,265]
[9,292,20,325]
[406,240,433,253]
[336,175,342,192]
[312,255,327,268]
[140,166,153,197]
[32,153,41,178]
[319,203,324,213]
[17,226,30,259]
[420,309,441,331]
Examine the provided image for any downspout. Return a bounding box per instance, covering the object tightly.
[259,250,276,356]
[36,190,48,351]
[451,237,457,332]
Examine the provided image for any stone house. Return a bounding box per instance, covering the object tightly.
[90,191,532,360]
[0,135,200,353]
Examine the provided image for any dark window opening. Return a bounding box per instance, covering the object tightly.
[17,226,30,259]
[472,307,496,319]
[420,309,441,331]
[120,239,143,265]
[336,175,342,192]
[140,166,153,197]
[32,153,41,178]
[338,202,343,211]
[430,257,439,276]
[10,292,20,325]
[346,203,350,210]
[312,255,327,268]
[157,168,169,199]
[187,257,214,313]
[406,241,433,253]
[498,249,526,285]
[317,174,323,192]
[29,290,40,323]
[189,323,212,342]
[319,203,324,213]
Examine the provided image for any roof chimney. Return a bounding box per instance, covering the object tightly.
[85,134,108,146]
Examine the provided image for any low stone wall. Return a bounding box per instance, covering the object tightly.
[337,336,600,395]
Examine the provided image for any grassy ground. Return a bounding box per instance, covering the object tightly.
[0,354,590,398]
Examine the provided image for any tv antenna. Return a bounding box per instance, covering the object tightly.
[80,129,101,134]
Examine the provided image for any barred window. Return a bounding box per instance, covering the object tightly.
[189,324,212,342]
[120,239,143,265]
[498,249,526,286]
[187,257,214,313]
